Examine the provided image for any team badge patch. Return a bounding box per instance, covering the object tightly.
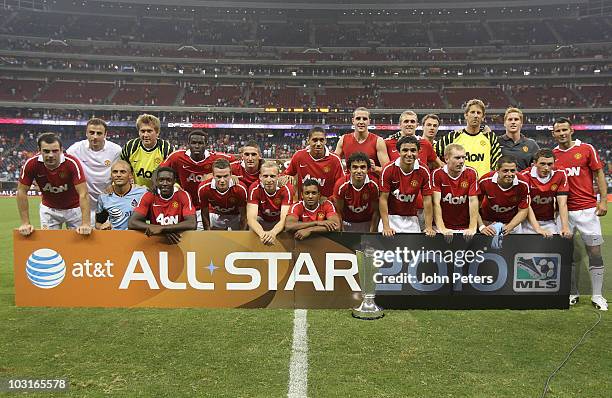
[522,146,529,153]
[460,180,469,189]
[274,198,281,205]
[574,153,582,160]
[317,212,325,220]
[323,166,331,173]
[172,201,179,208]
[155,158,162,165]
[362,193,369,201]
[58,171,66,179]
[410,180,418,187]
[511,195,518,202]
[229,197,237,204]
[104,160,111,167]
[480,140,487,147]
[131,199,138,207]
[550,184,558,191]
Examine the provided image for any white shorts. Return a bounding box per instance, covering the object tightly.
[39,203,82,230]
[521,220,559,235]
[210,213,242,231]
[379,215,421,233]
[433,226,466,234]
[343,220,371,233]
[568,208,604,246]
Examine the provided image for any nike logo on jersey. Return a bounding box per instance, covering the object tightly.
[153,204,164,207]
[299,164,308,168]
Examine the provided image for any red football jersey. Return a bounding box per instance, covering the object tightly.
[161,149,236,209]
[432,166,479,230]
[380,159,432,217]
[19,154,86,209]
[288,200,338,222]
[133,189,195,225]
[284,148,344,198]
[519,167,569,221]
[231,161,261,188]
[333,175,380,223]
[479,171,530,223]
[553,139,603,211]
[197,178,248,216]
[248,182,293,223]
[340,132,381,165]
[385,134,438,164]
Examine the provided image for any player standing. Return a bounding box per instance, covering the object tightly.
[66,117,121,223]
[552,117,608,310]
[499,107,540,171]
[335,107,389,175]
[121,114,173,189]
[421,114,441,146]
[283,127,344,200]
[231,141,263,187]
[385,110,443,169]
[17,133,91,235]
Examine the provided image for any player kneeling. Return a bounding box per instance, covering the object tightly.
[478,156,529,236]
[285,179,340,240]
[247,161,293,245]
[333,152,380,232]
[519,149,572,238]
[379,136,434,236]
[128,167,196,244]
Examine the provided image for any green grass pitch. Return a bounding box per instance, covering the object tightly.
[1,197,610,397]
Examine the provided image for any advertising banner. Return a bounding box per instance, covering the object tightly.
[14,231,571,309]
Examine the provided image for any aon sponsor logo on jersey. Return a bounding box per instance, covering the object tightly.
[213,205,235,214]
[42,183,68,193]
[392,189,415,203]
[156,213,179,225]
[187,173,205,182]
[302,174,326,187]
[491,204,516,213]
[465,152,485,162]
[442,193,467,204]
[263,208,280,217]
[565,167,580,177]
[136,168,154,179]
[348,203,369,213]
[532,195,553,205]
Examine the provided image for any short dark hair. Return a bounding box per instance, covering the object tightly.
[212,158,231,170]
[243,141,260,152]
[37,132,62,149]
[553,117,572,128]
[155,166,177,179]
[188,129,207,143]
[497,155,518,169]
[86,117,108,133]
[302,179,320,190]
[347,152,371,169]
[534,148,555,162]
[308,126,326,138]
[396,135,420,152]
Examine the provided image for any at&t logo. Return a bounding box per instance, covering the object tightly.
[26,248,66,289]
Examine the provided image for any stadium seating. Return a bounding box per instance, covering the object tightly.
[513,86,586,108]
[111,83,180,106]
[36,81,115,104]
[443,87,510,109]
[379,92,444,109]
[0,79,45,101]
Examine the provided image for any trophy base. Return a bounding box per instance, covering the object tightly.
[352,296,384,320]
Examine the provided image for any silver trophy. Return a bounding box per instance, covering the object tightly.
[352,249,384,320]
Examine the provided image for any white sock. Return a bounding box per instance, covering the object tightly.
[589,267,604,297]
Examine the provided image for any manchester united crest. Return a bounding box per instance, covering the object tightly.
[274,198,281,205]
[574,153,582,160]
[323,165,331,173]
[104,159,111,167]
[317,212,325,220]
[362,192,369,201]
[460,180,469,189]
[511,195,517,202]
[410,180,418,187]
[229,197,237,204]
[522,146,529,153]
[172,201,179,208]
[551,184,558,191]
[58,171,66,179]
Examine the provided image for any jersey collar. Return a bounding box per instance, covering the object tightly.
[349,175,371,191]
[530,166,553,184]
[442,164,465,180]
[394,158,420,174]
[492,172,519,187]
[37,153,66,165]
[185,149,211,161]
[210,176,235,192]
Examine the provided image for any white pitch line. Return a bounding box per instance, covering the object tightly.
[287,309,308,398]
